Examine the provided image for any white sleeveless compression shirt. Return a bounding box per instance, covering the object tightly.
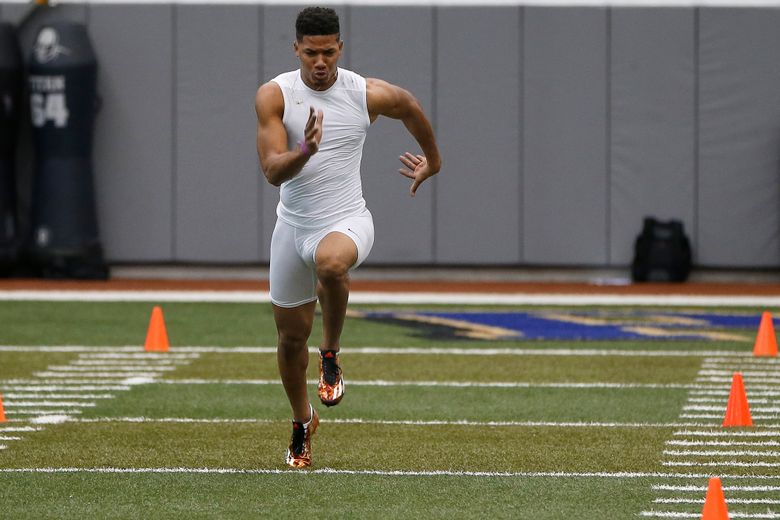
[271,67,371,229]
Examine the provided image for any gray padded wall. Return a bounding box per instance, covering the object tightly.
[174,5,261,262]
[3,4,780,268]
[523,7,608,265]
[90,5,174,261]
[350,6,435,263]
[436,7,522,264]
[609,8,696,264]
[698,9,780,267]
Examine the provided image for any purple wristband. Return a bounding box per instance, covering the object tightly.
[298,141,310,157]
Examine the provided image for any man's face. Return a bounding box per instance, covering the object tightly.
[295,34,343,91]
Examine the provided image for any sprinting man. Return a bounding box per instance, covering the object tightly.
[255,6,441,468]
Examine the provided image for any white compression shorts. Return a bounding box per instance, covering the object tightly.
[269,209,375,308]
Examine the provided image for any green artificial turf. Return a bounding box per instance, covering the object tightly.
[0,300,777,519]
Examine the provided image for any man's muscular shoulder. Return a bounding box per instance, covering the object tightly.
[256,81,284,118]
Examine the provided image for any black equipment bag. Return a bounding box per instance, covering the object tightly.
[631,217,692,282]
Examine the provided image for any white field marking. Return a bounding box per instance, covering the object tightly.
[685,405,780,413]
[42,366,176,372]
[705,357,780,363]
[680,413,779,420]
[663,460,780,467]
[0,445,6,450]
[696,376,780,384]
[69,360,189,367]
[154,378,700,390]
[689,390,780,397]
[4,401,96,407]
[652,484,780,491]
[680,410,780,420]
[4,289,780,306]
[0,436,21,441]
[663,449,780,457]
[70,416,724,428]
[0,385,130,391]
[675,430,780,437]
[686,397,760,404]
[654,498,780,505]
[0,467,779,480]
[699,369,780,377]
[0,345,750,357]
[77,353,197,359]
[33,372,165,378]
[3,394,114,399]
[13,377,695,389]
[641,512,780,519]
[0,427,39,432]
[6,409,83,415]
[29,415,71,425]
[72,359,189,366]
[702,364,780,371]
[666,440,780,447]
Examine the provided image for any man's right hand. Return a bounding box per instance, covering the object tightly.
[300,106,324,156]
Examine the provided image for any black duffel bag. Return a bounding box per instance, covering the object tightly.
[631,217,692,282]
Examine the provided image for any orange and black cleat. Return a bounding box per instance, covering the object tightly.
[285,406,319,468]
[318,349,344,407]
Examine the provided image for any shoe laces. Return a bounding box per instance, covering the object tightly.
[321,351,341,385]
[290,421,307,456]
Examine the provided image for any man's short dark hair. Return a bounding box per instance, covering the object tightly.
[296,7,340,41]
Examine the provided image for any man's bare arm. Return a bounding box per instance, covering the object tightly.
[255,82,323,187]
[366,78,441,196]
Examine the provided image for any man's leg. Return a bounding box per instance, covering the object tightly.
[314,231,358,352]
[314,231,357,406]
[273,301,316,422]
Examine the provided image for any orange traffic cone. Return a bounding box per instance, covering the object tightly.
[0,394,5,422]
[723,372,752,427]
[753,311,778,357]
[701,477,729,520]
[144,306,170,352]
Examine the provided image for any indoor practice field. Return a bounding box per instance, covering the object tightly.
[0,297,779,518]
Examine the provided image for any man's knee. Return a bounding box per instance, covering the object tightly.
[315,232,357,284]
[278,327,310,351]
[315,254,351,284]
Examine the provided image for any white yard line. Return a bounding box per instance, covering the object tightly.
[4,401,96,408]
[666,440,780,447]
[153,378,704,390]
[663,449,780,457]
[663,460,780,467]
[3,289,780,306]
[67,417,733,428]
[3,394,115,399]
[5,409,83,415]
[654,497,780,504]
[0,345,751,357]
[0,427,39,433]
[698,369,780,377]
[652,484,780,491]
[0,467,778,480]
[0,385,131,391]
[680,414,779,420]
[675,430,780,437]
[641,512,780,519]
[684,405,780,412]
[32,372,167,379]
[42,366,176,372]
